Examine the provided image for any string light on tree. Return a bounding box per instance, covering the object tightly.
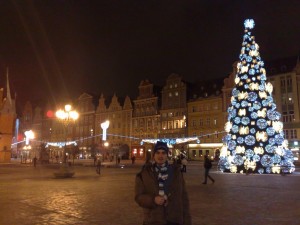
[218,19,295,174]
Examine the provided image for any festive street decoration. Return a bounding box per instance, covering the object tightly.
[142,137,200,145]
[218,19,295,174]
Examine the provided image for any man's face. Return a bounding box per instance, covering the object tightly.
[153,149,168,165]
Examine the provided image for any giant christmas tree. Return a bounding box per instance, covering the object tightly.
[218,19,295,174]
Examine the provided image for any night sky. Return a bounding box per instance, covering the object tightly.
[0,0,300,109]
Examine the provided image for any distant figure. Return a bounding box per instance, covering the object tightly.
[203,154,215,184]
[117,156,121,164]
[94,155,97,166]
[181,157,188,173]
[33,156,37,167]
[131,155,136,164]
[96,158,101,175]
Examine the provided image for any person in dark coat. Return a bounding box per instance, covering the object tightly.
[33,156,37,167]
[135,141,191,225]
[203,154,215,184]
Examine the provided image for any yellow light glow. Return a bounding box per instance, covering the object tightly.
[220,145,228,157]
[265,82,273,94]
[249,49,258,57]
[238,91,248,100]
[245,159,256,170]
[256,131,268,142]
[241,65,249,73]
[236,146,245,153]
[259,91,267,99]
[239,126,249,135]
[275,147,284,156]
[257,108,266,118]
[230,165,237,173]
[272,165,281,174]
[273,121,283,132]
[238,109,246,116]
[225,122,232,132]
[254,147,264,154]
[249,83,259,90]
[65,104,72,112]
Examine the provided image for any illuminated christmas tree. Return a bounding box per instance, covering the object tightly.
[218,19,295,174]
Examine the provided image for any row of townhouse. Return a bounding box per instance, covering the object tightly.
[17,56,300,162]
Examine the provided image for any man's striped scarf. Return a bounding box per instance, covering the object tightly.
[154,162,169,196]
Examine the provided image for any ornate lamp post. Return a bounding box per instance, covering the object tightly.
[53,104,79,178]
[55,104,79,164]
[100,120,109,161]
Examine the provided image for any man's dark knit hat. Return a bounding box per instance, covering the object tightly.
[154,141,169,153]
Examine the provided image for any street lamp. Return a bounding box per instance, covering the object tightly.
[23,130,34,163]
[56,104,79,164]
[101,120,110,141]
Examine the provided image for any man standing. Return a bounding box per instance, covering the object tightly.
[202,154,215,184]
[135,141,191,225]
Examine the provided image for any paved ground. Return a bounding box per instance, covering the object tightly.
[1,159,300,225]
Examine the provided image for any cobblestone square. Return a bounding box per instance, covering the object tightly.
[1,161,300,225]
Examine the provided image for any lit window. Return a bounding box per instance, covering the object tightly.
[169,92,172,97]
[175,92,178,96]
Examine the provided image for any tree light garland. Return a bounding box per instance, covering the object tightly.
[218,19,295,174]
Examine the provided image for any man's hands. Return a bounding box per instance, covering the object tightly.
[154,195,168,206]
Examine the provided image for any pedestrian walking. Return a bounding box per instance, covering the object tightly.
[131,155,136,164]
[181,157,188,173]
[94,155,97,166]
[203,154,215,184]
[96,157,101,175]
[33,156,37,168]
[135,141,191,225]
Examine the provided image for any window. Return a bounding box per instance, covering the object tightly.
[291,130,297,139]
[199,119,203,126]
[199,150,203,156]
[192,150,196,157]
[206,118,210,126]
[169,92,172,97]
[162,121,167,130]
[174,83,178,88]
[286,76,292,88]
[175,120,179,129]
[284,130,289,139]
[168,121,173,129]
[215,132,219,139]
[280,77,286,88]
[147,120,152,128]
[288,92,293,104]
[175,92,179,96]
[192,120,196,127]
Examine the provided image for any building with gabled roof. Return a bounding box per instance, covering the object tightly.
[0,72,16,162]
